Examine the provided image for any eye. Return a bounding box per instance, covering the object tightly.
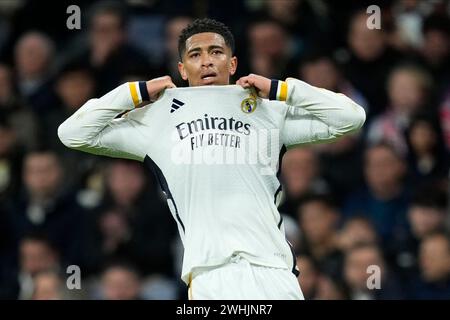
[212,50,223,55]
[190,52,200,58]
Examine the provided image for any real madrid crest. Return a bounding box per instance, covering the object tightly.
[241,88,258,114]
[241,97,257,113]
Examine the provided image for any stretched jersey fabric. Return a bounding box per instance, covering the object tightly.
[58,78,366,284]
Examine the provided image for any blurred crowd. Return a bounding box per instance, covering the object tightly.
[0,0,449,300]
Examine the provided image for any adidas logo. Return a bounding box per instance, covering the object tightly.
[170,98,185,113]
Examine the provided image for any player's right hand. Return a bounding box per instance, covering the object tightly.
[146,76,177,102]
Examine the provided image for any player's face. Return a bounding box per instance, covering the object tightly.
[178,32,237,86]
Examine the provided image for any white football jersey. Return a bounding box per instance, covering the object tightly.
[58,78,365,284]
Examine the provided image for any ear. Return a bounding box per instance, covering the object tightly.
[229,56,237,76]
[178,61,188,80]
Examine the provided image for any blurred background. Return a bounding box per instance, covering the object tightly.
[0,0,449,300]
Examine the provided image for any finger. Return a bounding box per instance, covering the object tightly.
[245,77,256,87]
[239,75,254,82]
[237,76,252,88]
[236,77,247,86]
[238,81,251,88]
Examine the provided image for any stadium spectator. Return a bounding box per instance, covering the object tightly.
[337,216,379,252]
[410,232,450,299]
[390,0,426,51]
[405,113,449,185]
[13,31,57,113]
[3,149,86,267]
[246,19,292,79]
[39,61,99,190]
[418,14,450,89]
[344,142,410,247]
[83,159,176,277]
[296,194,343,279]
[279,147,329,217]
[99,261,142,300]
[393,186,449,278]
[31,269,67,300]
[344,10,401,117]
[76,1,152,95]
[0,63,40,150]
[343,243,405,299]
[250,0,330,56]
[17,234,61,300]
[314,273,348,300]
[367,64,433,155]
[44,62,96,149]
[163,16,193,87]
[298,52,368,111]
[298,53,367,200]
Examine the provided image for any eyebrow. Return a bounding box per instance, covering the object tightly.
[186,45,225,55]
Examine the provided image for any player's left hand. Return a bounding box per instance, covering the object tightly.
[236,74,271,98]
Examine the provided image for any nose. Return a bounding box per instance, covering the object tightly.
[201,53,213,67]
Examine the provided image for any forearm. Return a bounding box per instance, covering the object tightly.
[58,81,149,149]
[271,78,366,136]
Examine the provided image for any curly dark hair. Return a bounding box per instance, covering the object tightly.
[178,18,235,60]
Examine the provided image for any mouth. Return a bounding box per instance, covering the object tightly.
[200,72,217,84]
